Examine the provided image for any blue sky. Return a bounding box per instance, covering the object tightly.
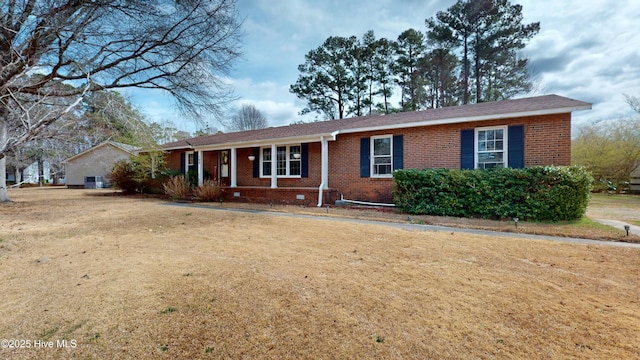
[128,0,640,133]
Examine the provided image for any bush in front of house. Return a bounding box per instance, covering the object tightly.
[110,154,168,194]
[110,160,140,194]
[194,179,224,202]
[393,166,593,221]
[163,175,191,200]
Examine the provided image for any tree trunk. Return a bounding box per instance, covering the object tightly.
[0,120,11,202]
[38,158,45,187]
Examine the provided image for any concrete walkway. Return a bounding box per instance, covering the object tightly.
[594,219,640,237]
[164,202,640,248]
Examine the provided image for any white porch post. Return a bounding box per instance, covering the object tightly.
[184,152,189,176]
[321,136,329,189]
[230,147,237,187]
[270,144,277,188]
[197,150,203,186]
[151,154,156,179]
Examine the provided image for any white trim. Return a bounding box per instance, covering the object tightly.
[197,150,203,187]
[370,135,394,178]
[195,134,336,152]
[167,99,590,153]
[474,125,508,169]
[336,105,591,136]
[62,141,139,163]
[270,144,277,188]
[230,147,237,187]
[260,144,302,179]
[320,137,329,189]
[185,151,194,176]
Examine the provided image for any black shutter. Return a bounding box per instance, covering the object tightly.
[360,137,370,178]
[460,129,475,169]
[508,125,525,168]
[193,151,198,172]
[179,152,186,174]
[301,143,309,178]
[252,148,260,178]
[393,135,404,170]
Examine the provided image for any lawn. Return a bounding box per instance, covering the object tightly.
[1,188,639,359]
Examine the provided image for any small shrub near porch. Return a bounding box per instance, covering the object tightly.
[393,166,593,221]
[194,179,224,202]
[163,175,191,200]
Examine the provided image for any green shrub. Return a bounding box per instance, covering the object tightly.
[109,153,169,194]
[110,160,139,194]
[393,166,593,221]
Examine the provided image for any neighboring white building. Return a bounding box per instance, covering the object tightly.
[22,160,52,184]
[631,163,640,194]
[62,141,139,188]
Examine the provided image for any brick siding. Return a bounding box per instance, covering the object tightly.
[165,113,571,205]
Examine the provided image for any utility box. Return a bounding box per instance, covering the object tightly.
[84,176,104,189]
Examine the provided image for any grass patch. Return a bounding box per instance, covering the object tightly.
[2,187,640,359]
[565,217,616,230]
[40,326,59,340]
[590,193,640,207]
[159,306,177,314]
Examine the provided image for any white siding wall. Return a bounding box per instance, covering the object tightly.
[65,145,132,187]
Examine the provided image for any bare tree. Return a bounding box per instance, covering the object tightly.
[625,94,640,114]
[228,104,268,132]
[0,0,243,202]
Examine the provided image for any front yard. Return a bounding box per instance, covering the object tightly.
[1,188,639,358]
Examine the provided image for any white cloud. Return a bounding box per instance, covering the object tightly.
[129,0,640,132]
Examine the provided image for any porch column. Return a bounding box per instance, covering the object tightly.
[321,136,329,189]
[270,143,277,188]
[230,147,237,187]
[151,154,156,179]
[197,150,203,186]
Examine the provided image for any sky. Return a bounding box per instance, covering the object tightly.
[129,0,640,134]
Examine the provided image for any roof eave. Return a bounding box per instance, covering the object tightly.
[336,105,592,135]
[194,133,337,151]
[62,142,136,163]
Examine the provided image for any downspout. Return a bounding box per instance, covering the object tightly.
[317,135,329,207]
[317,182,325,208]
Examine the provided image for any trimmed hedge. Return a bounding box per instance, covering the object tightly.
[393,166,593,221]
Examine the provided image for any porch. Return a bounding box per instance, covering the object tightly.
[167,135,335,206]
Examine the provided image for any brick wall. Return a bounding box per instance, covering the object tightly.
[165,113,571,205]
[327,113,571,203]
[165,151,182,171]
[222,187,339,207]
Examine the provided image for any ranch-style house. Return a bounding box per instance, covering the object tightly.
[161,94,591,206]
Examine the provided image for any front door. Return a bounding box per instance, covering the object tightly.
[219,150,230,186]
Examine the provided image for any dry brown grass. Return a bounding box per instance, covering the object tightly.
[1,188,639,359]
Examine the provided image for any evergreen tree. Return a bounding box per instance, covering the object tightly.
[290,36,358,119]
[394,29,428,111]
[427,0,539,103]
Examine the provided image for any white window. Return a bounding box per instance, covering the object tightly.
[371,135,393,177]
[261,145,301,177]
[475,126,508,169]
